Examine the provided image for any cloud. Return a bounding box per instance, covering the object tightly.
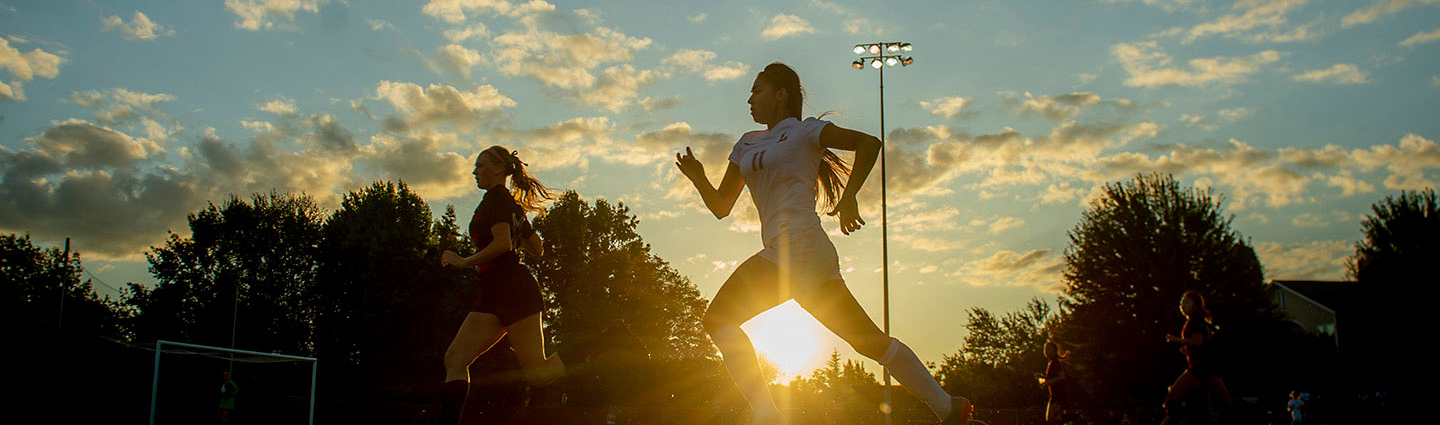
[1113,41,1282,88]
[1292,63,1368,84]
[102,11,175,41]
[257,98,297,116]
[1181,0,1314,44]
[224,0,325,31]
[1256,240,1352,280]
[988,216,1025,234]
[1103,0,1204,13]
[891,206,962,233]
[366,19,395,31]
[360,133,472,200]
[0,119,193,258]
[639,95,681,111]
[1217,107,1252,121]
[1342,0,1439,27]
[949,249,1065,290]
[0,37,65,102]
[364,80,515,134]
[479,9,656,110]
[762,13,814,40]
[69,88,181,143]
[437,43,483,77]
[663,49,751,82]
[421,0,555,24]
[1399,27,1440,46]
[443,23,489,42]
[1007,91,1102,121]
[687,13,707,23]
[920,96,973,119]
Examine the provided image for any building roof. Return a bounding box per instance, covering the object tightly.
[1268,280,1362,313]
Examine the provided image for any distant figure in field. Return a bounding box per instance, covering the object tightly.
[438,146,563,425]
[217,370,238,424]
[1161,290,1233,424]
[1287,390,1306,424]
[1034,341,1068,423]
[674,62,972,425]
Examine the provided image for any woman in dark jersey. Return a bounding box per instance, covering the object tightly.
[1034,341,1067,423]
[1161,290,1233,423]
[437,145,562,425]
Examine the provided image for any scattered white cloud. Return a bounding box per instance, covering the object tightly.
[1256,240,1352,280]
[920,96,973,119]
[1293,63,1368,85]
[687,13,707,23]
[421,0,556,24]
[1399,27,1440,46]
[1342,0,1439,27]
[1113,41,1282,88]
[257,98,297,116]
[102,11,174,41]
[949,249,1065,290]
[366,19,395,31]
[1104,0,1204,13]
[224,0,325,31]
[1182,0,1314,44]
[762,13,814,41]
[443,23,489,42]
[1217,107,1253,121]
[0,37,65,102]
[363,80,515,135]
[988,216,1025,234]
[437,43,483,77]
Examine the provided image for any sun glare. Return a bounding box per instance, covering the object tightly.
[740,300,828,381]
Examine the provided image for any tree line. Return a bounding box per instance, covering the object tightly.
[5,175,1433,423]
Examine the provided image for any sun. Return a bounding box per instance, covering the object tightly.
[740,300,829,381]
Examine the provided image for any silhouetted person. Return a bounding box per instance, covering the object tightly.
[1034,341,1068,423]
[675,62,972,425]
[217,371,238,424]
[437,146,563,425]
[1288,390,1306,424]
[1161,291,1233,424]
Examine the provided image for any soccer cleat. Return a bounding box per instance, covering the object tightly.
[940,396,972,425]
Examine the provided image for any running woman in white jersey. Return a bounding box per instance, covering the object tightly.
[675,62,972,425]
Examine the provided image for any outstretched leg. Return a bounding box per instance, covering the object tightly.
[506,312,565,388]
[440,312,506,425]
[704,256,790,423]
[796,279,966,422]
[1161,371,1201,425]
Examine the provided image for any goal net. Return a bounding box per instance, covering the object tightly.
[149,340,317,425]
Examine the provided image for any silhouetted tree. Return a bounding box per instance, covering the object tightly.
[1055,173,1278,406]
[936,298,1054,408]
[129,192,323,354]
[1343,188,1436,405]
[530,191,718,406]
[784,349,881,411]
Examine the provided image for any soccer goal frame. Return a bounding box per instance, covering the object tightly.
[149,340,317,425]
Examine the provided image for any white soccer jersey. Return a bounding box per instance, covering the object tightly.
[729,116,842,286]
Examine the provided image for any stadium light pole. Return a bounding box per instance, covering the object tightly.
[849,41,913,425]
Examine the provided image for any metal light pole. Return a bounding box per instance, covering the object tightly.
[850,41,913,425]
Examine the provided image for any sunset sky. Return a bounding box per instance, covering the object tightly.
[3,0,1438,380]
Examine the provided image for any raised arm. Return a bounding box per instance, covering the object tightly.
[819,124,882,234]
[442,223,513,269]
[676,146,745,219]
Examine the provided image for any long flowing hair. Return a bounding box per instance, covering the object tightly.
[757,62,852,212]
[483,145,553,212]
[1180,290,1214,324]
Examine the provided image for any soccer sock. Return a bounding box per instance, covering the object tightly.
[712,325,780,416]
[879,338,953,419]
[439,379,470,425]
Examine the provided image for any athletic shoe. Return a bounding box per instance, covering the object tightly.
[940,396,972,425]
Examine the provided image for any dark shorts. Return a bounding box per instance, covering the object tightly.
[470,261,544,326]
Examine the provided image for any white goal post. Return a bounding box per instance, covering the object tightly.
[149,340,317,425]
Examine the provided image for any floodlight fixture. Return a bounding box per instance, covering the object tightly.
[870,58,882,68]
[885,57,898,67]
[868,44,881,54]
[900,57,914,66]
[900,43,912,52]
[854,45,866,54]
[886,43,900,53]
[852,60,865,69]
